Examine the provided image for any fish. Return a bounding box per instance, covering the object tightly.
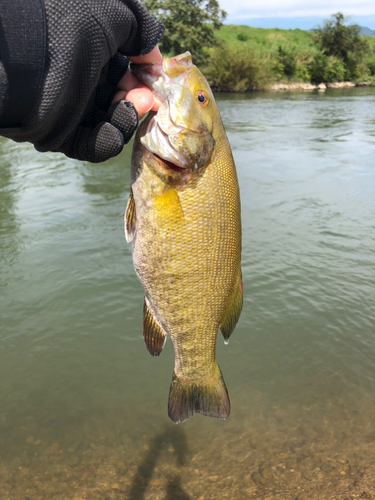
[125,52,242,424]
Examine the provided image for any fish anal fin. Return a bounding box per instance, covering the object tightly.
[168,365,230,424]
[220,270,243,341]
[125,189,136,243]
[143,297,167,357]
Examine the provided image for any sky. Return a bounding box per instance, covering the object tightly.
[220,0,375,30]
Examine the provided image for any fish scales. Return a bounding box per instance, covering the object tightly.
[126,52,242,423]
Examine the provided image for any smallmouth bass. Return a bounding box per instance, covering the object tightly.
[125,53,242,423]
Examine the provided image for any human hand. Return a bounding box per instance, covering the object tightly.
[0,0,164,163]
[113,46,163,119]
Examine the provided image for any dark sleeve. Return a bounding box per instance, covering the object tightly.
[0,0,46,129]
[0,0,163,161]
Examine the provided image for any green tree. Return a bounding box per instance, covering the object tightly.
[143,0,226,64]
[315,12,369,78]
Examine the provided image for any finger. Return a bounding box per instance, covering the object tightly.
[151,96,162,112]
[96,81,118,111]
[128,46,163,65]
[117,67,143,93]
[61,122,124,163]
[124,88,154,119]
[106,100,138,143]
[112,88,154,119]
[112,90,127,103]
[108,52,129,85]
[113,89,162,117]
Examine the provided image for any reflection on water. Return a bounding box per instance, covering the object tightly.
[1,87,375,499]
[0,140,22,280]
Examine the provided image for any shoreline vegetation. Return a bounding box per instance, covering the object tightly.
[217,80,373,93]
[142,1,375,93]
[206,20,375,92]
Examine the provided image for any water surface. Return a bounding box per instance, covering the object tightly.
[1,87,375,499]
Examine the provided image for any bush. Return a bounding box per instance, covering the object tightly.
[295,63,311,82]
[277,45,297,76]
[309,53,346,82]
[269,44,316,81]
[364,52,375,76]
[205,44,274,91]
[237,32,248,42]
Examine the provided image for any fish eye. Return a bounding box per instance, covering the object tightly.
[196,91,209,107]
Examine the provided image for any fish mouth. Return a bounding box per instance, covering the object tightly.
[140,114,189,171]
[152,154,187,172]
[140,99,214,175]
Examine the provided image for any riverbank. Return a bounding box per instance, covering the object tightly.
[269,80,373,91]
[210,80,374,92]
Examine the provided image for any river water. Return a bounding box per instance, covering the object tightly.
[1,87,375,499]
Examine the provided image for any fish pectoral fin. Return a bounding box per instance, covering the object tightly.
[143,297,167,357]
[219,269,243,342]
[124,189,136,243]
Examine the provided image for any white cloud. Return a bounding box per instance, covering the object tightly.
[220,0,375,19]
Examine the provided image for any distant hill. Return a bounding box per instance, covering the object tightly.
[360,27,375,36]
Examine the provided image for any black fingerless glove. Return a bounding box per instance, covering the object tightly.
[0,0,163,162]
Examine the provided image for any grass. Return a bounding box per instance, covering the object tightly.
[216,25,316,50]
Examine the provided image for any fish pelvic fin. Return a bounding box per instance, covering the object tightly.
[168,365,230,424]
[219,269,243,342]
[143,297,167,356]
[125,188,136,243]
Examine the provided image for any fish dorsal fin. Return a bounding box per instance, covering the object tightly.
[219,270,243,342]
[124,189,136,243]
[143,297,167,357]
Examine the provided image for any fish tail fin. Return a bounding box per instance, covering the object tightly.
[168,365,230,424]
